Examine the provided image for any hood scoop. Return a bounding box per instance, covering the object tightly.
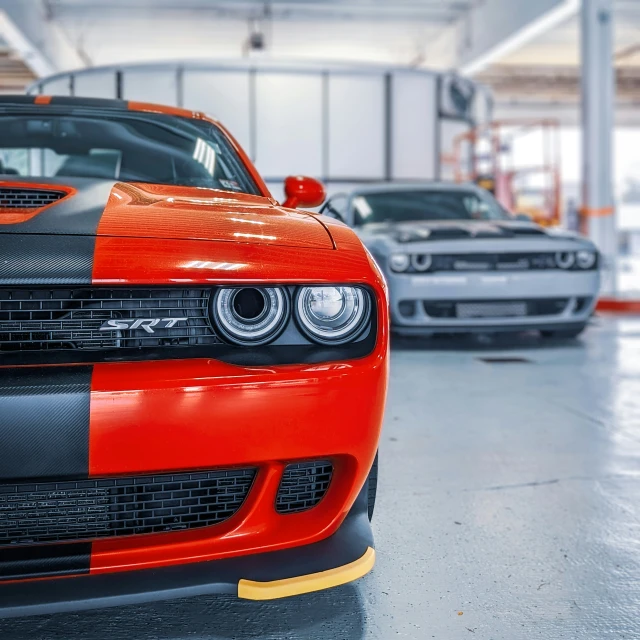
[0,187,67,210]
[0,185,72,224]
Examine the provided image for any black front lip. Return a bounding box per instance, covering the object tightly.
[0,481,373,619]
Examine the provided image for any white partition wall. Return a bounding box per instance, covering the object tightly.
[327,74,385,180]
[122,68,179,106]
[255,73,323,177]
[392,73,437,180]
[74,71,116,99]
[182,70,252,152]
[32,61,491,193]
[40,76,71,97]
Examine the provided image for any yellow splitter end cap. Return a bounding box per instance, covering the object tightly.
[238,546,376,600]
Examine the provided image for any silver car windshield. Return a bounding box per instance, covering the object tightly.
[352,189,512,226]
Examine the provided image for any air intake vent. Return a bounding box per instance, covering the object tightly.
[0,187,67,210]
[276,461,333,514]
[0,468,256,546]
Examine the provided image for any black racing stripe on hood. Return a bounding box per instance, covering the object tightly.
[0,179,117,284]
[368,222,548,243]
[0,179,117,236]
[0,544,91,582]
[0,366,92,481]
[0,235,96,285]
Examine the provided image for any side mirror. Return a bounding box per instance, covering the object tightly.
[282,176,326,209]
[515,212,532,222]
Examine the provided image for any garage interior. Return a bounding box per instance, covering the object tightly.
[0,0,639,638]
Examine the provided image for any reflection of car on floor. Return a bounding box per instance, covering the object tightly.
[0,95,388,617]
[321,182,600,338]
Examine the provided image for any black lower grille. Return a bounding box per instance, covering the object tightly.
[0,287,220,353]
[276,461,333,514]
[0,468,256,546]
[423,298,570,319]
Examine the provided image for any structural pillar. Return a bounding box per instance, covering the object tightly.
[581,0,616,295]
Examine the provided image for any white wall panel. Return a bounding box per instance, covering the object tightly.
[183,70,251,155]
[122,69,178,105]
[391,73,437,180]
[255,73,322,179]
[40,77,71,96]
[33,62,490,184]
[74,71,117,99]
[328,75,385,179]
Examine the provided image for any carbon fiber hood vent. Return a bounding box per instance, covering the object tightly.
[0,187,67,210]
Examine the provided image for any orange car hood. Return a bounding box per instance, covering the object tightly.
[0,179,334,250]
[97,183,334,249]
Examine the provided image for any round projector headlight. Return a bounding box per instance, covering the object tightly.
[212,286,288,345]
[555,251,576,270]
[295,286,371,344]
[389,254,410,273]
[411,254,432,272]
[576,250,597,269]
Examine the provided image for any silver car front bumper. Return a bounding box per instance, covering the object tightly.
[386,270,600,334]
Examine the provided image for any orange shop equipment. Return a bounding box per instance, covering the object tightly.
[453,119,562,227]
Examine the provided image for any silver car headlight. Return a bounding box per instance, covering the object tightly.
[411,254,432,272]
[295,286,371,344]
[212,286,288,345]
[555,252,576,270]
[576,250,597,269]
[389,254,410,273]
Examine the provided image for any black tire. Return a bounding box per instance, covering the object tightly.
[540,324,587,339]
[367,452,378,522]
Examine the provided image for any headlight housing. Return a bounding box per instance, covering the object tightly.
[411,254,432,272]
[389,254,410,273]
[576,250,597,269]
[295,286,371,344]
[555,251,576,270]
[212,286,288,345]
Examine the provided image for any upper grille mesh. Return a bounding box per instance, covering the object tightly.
[0,288,220,352]
[432,253,557,272]
[276,461,333,514]
[0,468,256,546]
[0,188,66,210]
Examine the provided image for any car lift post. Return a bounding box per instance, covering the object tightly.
[581,0,617,295]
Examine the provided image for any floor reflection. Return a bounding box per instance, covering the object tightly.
[0,583,367,640]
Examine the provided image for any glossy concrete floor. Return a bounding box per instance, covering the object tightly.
[3,315,640,640]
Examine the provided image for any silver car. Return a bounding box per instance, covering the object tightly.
[321,183,600,338]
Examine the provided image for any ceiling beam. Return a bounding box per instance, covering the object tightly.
[426,0,580,75]
[0,0,86,76]
[461,0,580,76]
[477,64,640,101]
[48,0,470,23]
[0,9,55,77]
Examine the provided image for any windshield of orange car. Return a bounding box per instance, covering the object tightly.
[0,111,260,195]
[352,189,512,225]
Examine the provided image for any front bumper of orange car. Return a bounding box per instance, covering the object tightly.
[0,348,386,618]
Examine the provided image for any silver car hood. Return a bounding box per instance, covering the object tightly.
[357,220,596,253]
